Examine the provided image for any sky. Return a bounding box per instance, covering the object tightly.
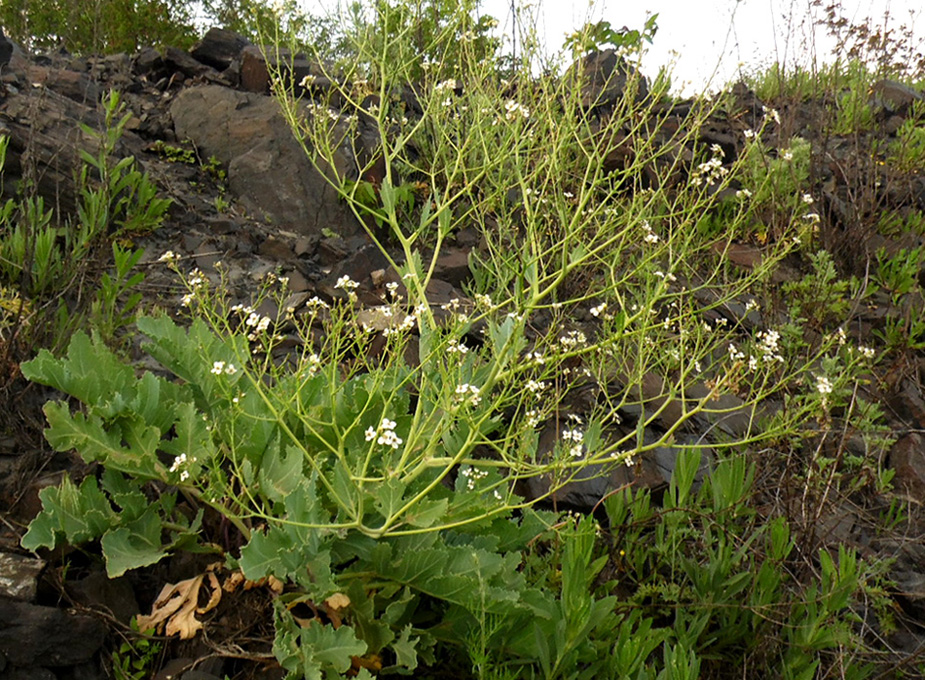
[301,0,925,94]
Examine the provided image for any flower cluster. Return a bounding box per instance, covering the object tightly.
[454,383,482,407]
[816,375,834,409]
[756,329,784,363]
[211,360,237,375]
[642,220,659,244]
[169,453,195,482]
[447,339,469,354]
[365,418,403,449]
[561,428,584,458]
[459,465,489,491]
[504,100,530,121]
[558,329,587,349]
[691,144,729,187]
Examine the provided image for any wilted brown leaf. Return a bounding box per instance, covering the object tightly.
[135,571,223,640]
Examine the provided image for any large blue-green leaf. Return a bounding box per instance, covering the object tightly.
[21,476,116,550]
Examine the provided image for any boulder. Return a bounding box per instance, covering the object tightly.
[568,48,649,111]
[170,85,362,238]
[0,599,106,667]
[190,27,250,72]
[0,553,44,602]
[0,28,12,71]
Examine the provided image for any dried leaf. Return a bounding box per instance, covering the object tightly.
[223,570,245,592]
[136,575,203,639]
[198,572,222,614]
[325,593,350,611]
[135,571,220,641]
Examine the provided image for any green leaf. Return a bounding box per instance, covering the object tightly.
[100,507,169,577]
[391,625,419,669]
[301,623,367,672]
[403,498,448,528]
[258,445,304,504]
[373,478,404,521]
[274,605,366,680]
[43,402,163,478]
[21,476,116,551]
[367,540,523,614]
[21,331,136,413]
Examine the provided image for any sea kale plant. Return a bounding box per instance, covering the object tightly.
[19,5,891,679]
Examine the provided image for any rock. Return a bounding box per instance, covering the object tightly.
[870,80,923,115]
[0,598,106,667]
[170,85,362,239]
[190,28,250,72]
[24,64,101,104]
[0,85,132,213]
[431,247,471,287]
[889,433,925,503]
[133,46,164,76]
[1,667,56,680]
[0,28,12,71]
[0,553,45,602]
[568,48,648,112]
[66,569,140,624]
[238,45,317,96]
[164,46,214,79]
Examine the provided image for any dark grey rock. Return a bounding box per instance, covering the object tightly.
[0,599,106,667]
[190,28,250,71]
[164,46,213,79]
[870,79,923,115]
[1,667,56,680]
[0,28,12,70]
[170,85,362,239]
[0,552,45,601]
[568,48,649,111]
[66,569,139,624]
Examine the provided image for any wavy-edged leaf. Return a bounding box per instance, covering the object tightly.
[101,507,169,577]
[21,476,116,551]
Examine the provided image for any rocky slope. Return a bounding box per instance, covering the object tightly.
[1,26,925,680]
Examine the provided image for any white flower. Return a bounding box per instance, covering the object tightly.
[455,383,482,406]
[447,339,469,354]
[525,379,546,393]
[736,188,752,199]
[858,346,875,359]
[590,302,607,318]
[757,330,783,363]
[169,453,187,472]
[211,361,226,375]
[158,250,178,263]
[335,275,359,291]
[367,418,402,449]
[561,429,584,458]
[803,212,820,223]
[305,296,329,310]
[504,100,530,120]
[558,330,587,349]
[802,193,815,204]
[781,150,794,161]
[743,129,756,139]
[816,375,833,395]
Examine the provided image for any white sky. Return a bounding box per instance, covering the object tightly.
[301,0,925,94]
